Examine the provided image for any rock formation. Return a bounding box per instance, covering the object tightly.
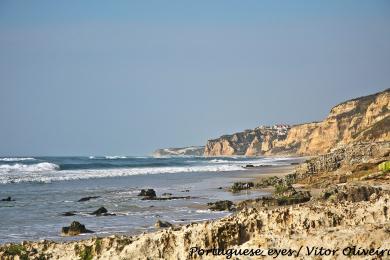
[4,191,389,259]
[205,89,389,156]
[204,125,290,156]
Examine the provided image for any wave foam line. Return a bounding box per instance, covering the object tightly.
[0,165,244,184]
[0,162,59,172]
[0,157,36,162]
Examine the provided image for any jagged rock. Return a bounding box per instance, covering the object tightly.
[295,142,390,179]
[274,184,297,198]
[207,200,234,211]
[338,176,347,183]
[161,193,172,196]
[155,220,173,228]
[4,188,390,260]
[77,196,100,202]
[260,193,311,206]
[138,189,156,198]
[61,221,93,236]
[230,182,254,192]
[321,185,382,202]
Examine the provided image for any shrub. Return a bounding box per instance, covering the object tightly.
[4,244,28,260]
[378,161,390,173]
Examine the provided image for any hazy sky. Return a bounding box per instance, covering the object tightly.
[1,1,389,156]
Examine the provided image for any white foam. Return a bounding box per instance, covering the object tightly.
[209,157,294,165]
[0,164,244,184]
[0,162,59,173]
[210,159,229,163]
[105,156,127,159]
[0,157,35,162]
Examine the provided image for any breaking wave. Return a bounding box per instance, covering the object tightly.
[0,164,244,184]
[104,156,127,159]
[0,157,36,162]
[0,162,60,172]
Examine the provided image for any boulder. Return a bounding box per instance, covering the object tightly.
[138,189,156,198]
[207,200,234,211]
[155,220,173,228]
[61,221,93,236]
[161,193,173,196]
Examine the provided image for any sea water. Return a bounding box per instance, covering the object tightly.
[0,156,299,244]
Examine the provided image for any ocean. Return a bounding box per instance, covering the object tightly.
[0,156,299,244]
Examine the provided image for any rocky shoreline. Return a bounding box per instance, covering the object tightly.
[1,141,389,259]
[1,89,389,259]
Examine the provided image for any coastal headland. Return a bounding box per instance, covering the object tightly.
[1,89,389,259]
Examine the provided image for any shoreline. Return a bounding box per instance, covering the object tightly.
[0,161,299,246]
[1,145,389,259]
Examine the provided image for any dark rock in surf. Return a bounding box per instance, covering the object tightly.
[91,207,108,215]
[90,207,116,216]
[142,196,193,201]
[1,197,14,201]
[61,221,93,236]
[77,196,100,202]
[61,211,77,216]
[138,189,157,198]
[155,220,173,228]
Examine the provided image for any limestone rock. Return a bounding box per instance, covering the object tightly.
[207,200,234,211]
[205,89,389,156]
[321,185,382,202]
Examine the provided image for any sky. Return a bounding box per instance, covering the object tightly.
[0,1,389,156]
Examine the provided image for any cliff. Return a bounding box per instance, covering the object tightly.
[204,125,290,156]
[152,146,205,157]
[205,89,390,156]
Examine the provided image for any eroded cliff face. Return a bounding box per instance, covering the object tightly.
[205,89,390,156]
[204,126,290,156]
